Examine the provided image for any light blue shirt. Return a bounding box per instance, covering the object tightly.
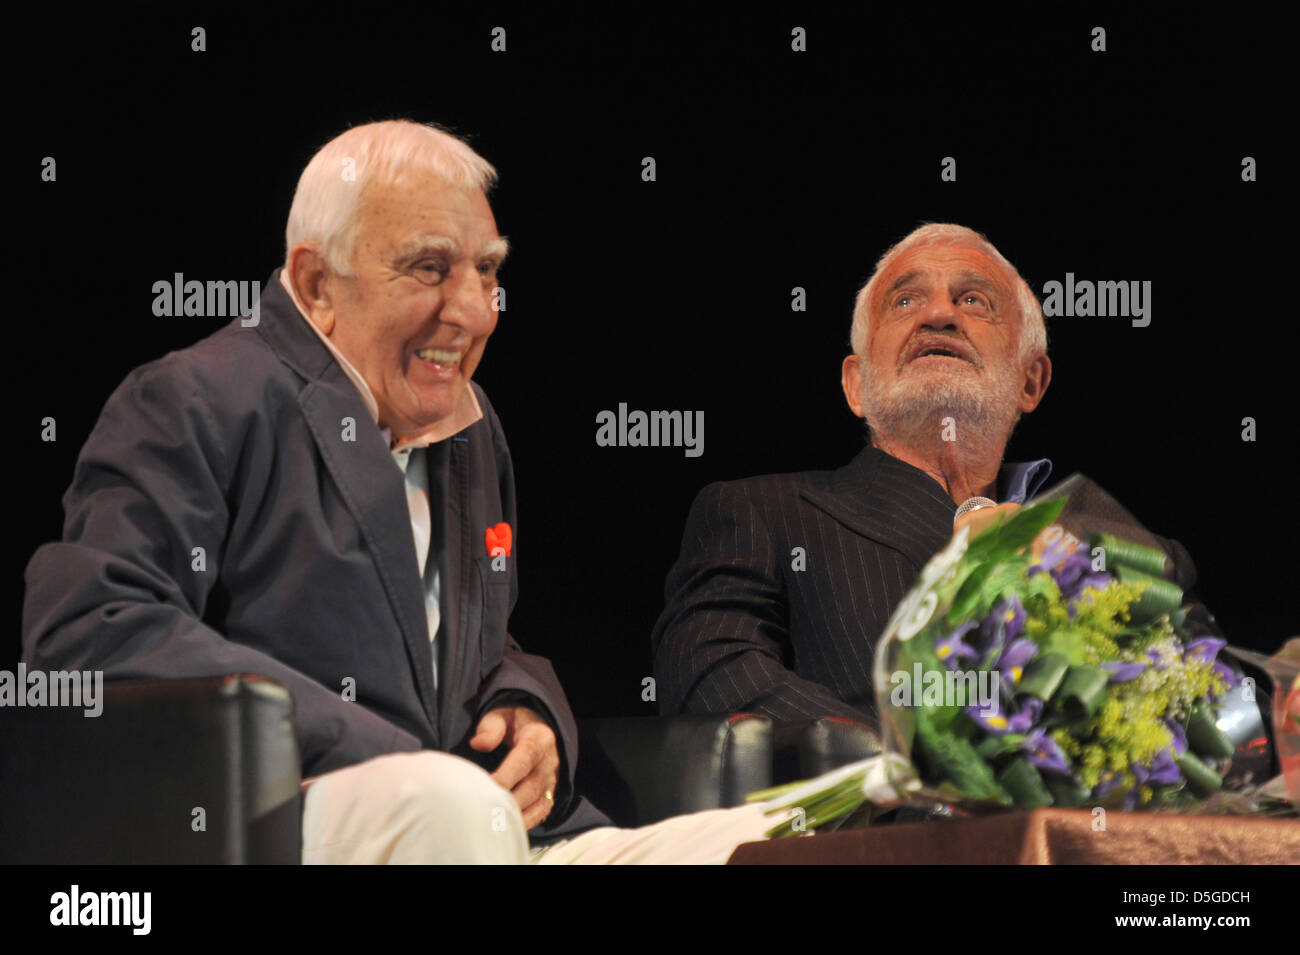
[998,458,1053,504]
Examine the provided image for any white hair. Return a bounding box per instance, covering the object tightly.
[284,119,498,276]
[849,223,1047,363]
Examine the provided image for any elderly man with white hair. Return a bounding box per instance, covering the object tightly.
[652,224,1057,727]
[23,119,799,864]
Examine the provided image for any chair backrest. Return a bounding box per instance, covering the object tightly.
[0,674,302,864]
[576,714,772,827]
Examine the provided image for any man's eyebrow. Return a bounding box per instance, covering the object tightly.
[886,271,923,295]
[393,234,510,266]
[481,237,509,266]
[951,270,999,295]
[395,235,459,260]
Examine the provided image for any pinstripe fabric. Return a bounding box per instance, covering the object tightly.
[651,445,963,727]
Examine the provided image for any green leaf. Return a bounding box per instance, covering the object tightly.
[1052,665,1110,721]
[1024,570,1058,603]
[998,497,1067,553]
[1187,700,1235,759]
[1039,629,1087,666]
[975,732,1027,760]
[1045,774,1093,808]
[970,561,1030,623]
[896,624,966,732]
[914,710,1012,805]
[948,561,995,622]
[997,758,1054,807]
[1174,751,1223,797]
[1017,653,1071,701]
[944,498,1064,628]
[960,525,1004,567]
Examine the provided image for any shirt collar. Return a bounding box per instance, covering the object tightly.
[998,458,1053,504]
[278,269,483,451]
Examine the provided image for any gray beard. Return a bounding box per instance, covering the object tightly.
[861,363,1021,455]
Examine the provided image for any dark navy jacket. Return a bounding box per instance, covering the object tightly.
[22,270,608,840]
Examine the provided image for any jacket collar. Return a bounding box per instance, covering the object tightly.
[252,269,441,737]
[264,268,483,450]
[799,445,961,572]
[252,268,337,383]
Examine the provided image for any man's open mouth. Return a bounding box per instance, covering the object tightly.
[915,348,964,359]
[415,348,464,369]
[905,339,975,365]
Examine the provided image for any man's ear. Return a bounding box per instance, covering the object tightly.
[287,244,337,335]
[1018,352,1052,413]
[842,354,867,418]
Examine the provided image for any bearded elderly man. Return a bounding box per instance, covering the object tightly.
[22,120,793,864]
[652,224,1058,727]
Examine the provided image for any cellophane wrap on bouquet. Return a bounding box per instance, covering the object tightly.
[869,473,1265,813]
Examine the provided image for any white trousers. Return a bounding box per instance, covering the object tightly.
[300,751,789,865]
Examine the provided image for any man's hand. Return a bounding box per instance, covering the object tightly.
[954,501,1021,538]
[469,705,560,830]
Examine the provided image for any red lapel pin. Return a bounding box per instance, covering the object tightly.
[485,523,512,558]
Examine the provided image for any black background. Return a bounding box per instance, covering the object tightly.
[13,2,1295,723]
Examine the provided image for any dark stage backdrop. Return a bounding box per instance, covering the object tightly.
[13,4,1294,720]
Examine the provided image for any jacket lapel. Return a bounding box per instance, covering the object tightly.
[254,270,439,735]
[434,436,474,742]
[800,445,957,572]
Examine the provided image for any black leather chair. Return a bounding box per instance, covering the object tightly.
[2,675,302,864]
[772,716,882,783]
[576,713,772,827]
[1,675,775,863]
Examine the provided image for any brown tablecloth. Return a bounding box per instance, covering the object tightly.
[727,809,1300,864]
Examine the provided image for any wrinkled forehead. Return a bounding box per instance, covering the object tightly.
[359,176,500,252]
[875,240,1013,297]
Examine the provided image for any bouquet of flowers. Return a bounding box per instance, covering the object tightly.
[753,474,1290,836]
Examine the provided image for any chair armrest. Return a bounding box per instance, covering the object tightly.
[0,674,302,864]
[1217,657,1277,786]
[772,716,882,782]
[576,714,772,827]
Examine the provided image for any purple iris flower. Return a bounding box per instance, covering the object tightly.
[996,638,1039,685]
[1124,727,1187,807]
[935,620,979,671]
[1147,648,1168,671]
[1184,636,1240,689]
[1165,719,1187,755]
[1093,772,1125,800]
[966,696,1042,736]
[1213,661,1241,689]
[966,705,1009,735]
[1183,637,1241,689]
[1101,660,1147,683]
[1077,570,1113,595]
[1132,748,1183,787]
[1022,727,1071,775]
[1030,539,1069,577]
[1031,541,1112,611]
[1010,697,1044,731]
[979,595,1026,656]
[1051,551,1091,598]
[1057,558,1113,613]
[1184,637,1226,663]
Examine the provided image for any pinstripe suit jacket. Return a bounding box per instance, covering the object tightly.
[651,446,1043,726]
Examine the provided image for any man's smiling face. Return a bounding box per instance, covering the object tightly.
[327,176,507,440]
